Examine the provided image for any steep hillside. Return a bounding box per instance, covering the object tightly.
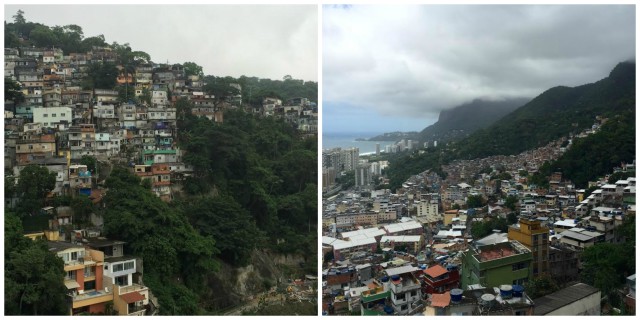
[453,61,635,159]
[418,97,530,143]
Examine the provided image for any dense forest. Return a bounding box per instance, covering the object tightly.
[384,61,635,191]
[417,97,530,143]
[452,61,635,159]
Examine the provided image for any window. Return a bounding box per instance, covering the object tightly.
[84,280,96,291]
[52,114,56,117]
[61,113,65,117]
[43,114,48,117]
[512,262,526,271]
[124,261,134,270]
[66,270,75,280]
[115,275,129,286]
[71,251,78,260]
[113,263,124,272]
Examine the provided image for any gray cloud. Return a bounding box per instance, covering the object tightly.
[5,5,317,81]
[323,5,635,119]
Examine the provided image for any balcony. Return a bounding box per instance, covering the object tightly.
[69,289,113,308]
[119,284,148,295]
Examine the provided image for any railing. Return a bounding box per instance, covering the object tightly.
[119,284,148,295]
[70,289,110,302]
[128,308,146,316]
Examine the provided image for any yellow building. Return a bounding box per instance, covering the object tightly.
[507,218,550,278]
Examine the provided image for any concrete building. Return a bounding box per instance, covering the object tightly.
[507,217,550,277]
[422,264,460,295]
[355,163,371,187]
[548,244,579,285]
[384,265,422,315]
[32,106,72,129]
[47,242,112,315]
[461,241,532,289]
[416,200,440,222]
[558,228,604,250]
[533,283,601,315]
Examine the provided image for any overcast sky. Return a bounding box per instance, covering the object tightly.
[4,5,318,82]
[323,5,635,135]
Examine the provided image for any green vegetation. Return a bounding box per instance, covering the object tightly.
[453,61,635,160]
[580,216,635,296]
[537,111,635,188]
[237,76,318,105]
[178,108,317,260]
[13,165,56,218]
[102,167,219,314]
[85,61,118,89]
[5,212,68,315]
[417,97,529,143]
[385,146,451,191]
[5,77,25,104]
[5,10,108,53]
[525,274,560,299]
[336,170,355,189]
[384,62,635,190]
[466,194,486,209]
[470,217,509,239]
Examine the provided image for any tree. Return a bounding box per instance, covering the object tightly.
[466,194,485,209]
[79,155,97,174]
[181,195,263,266]
[5,77,25,104]
[203,76,240,106]
[15,165,56,217]
[13,10,26,24]
[526,274,559,299]
[183,62,204,77]
[85,62,118,89]
[71,195,94,228]
[29,25,57,47]
[504,195,519,211]
[5,212,68,315]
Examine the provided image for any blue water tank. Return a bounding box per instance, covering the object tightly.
[384,306,394,314]
[512,285,524,297]
[381,276,389,283]
[450,289,463,303]
[499,285,513,298]
[391,275,401,281]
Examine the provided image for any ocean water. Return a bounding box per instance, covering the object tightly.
[322,132,394,155]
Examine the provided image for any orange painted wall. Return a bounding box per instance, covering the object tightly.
[76,270,85,290]
[95,265,103,290]
[88,302,105,314]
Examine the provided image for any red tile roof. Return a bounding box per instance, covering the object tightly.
[431,292,451,307]
[424,265,448,278]
[121,291,145,304]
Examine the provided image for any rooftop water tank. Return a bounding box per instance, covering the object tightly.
[384,306,394,314]
[480,294,495,306]
[381,276,389,283]
[451,289,463,304]
[499,285,513,298]
[391,274,401,281]
[512,285,524,298]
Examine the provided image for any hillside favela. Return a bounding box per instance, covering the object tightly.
[321,5,636,316]
[4,6,318,316]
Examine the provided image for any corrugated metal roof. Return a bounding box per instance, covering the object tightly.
[533,283,599,315]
